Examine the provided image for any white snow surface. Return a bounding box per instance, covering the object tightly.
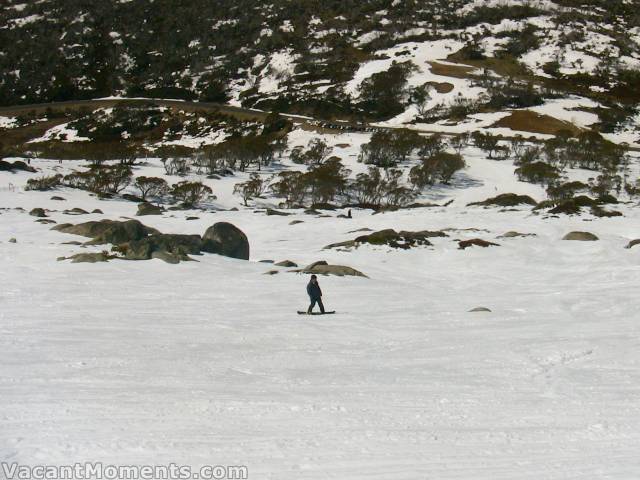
[2,145,640,479]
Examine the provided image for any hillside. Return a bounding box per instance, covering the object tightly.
[2,2,640,479]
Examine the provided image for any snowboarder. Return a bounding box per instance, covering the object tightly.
[306,275,325,314]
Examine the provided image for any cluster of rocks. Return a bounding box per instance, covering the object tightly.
[325,228,447,250]
[468,193,538,208]
[0,159,36,173]
[53,219,249,264]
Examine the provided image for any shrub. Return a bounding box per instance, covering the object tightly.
[233,173,267,206]
[515,161,560,186]
[170,181,213,207]
[409,152,466,189]
[306,158,351,204]
[25,174,63,191]
[134,176,169,201]
[271,171,307,207]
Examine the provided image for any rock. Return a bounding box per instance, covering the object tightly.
[458,239,500,250]
[50,196,66,201]
[299,260,367,278]
[562,231,599,241]
[469,307,492,312]
[625,239,640,249]
[326,228,444,250]
[547,196,597,215]
[151,250,181,264]
[91,209,103,214]
[468,193,537,208]
[266,208,291,216]
[8,237,17,243]
[275,260,298,268]
[264,270,279,275]
[11,160,37,173]
[61,241,83,245]
[53,219,157,245]
[136,202,164,216]
[186,216,200,220]
[289,220,304,225]
[121,234,202,260]
[29,208,47,217]
[498,231,537,238]
[590,206,622,218]
[304,209,321,215]
[68,252,110,263]
[36,219,56,224]
[122,193,144,203]
[348,228,373,233]
[64,207,89,215]
[259,259,274,264]
[202,222,250,260]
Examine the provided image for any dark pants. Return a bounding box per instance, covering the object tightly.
[308,297,325,314]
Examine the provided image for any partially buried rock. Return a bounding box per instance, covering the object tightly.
[29,208,47,218]
[562,231,599,241]
[625,239,640,249]
[202,222,250,260]
[136,202,163,216]
[458,239,500,250]
[469,307,492,312]
[91,209,103,214]
[50,196,65,201]
[498,231,536,239]
[275,260,298,267]
[8,238,17,243]
[36,219,56,224]
[121,234,202,260]
[289,220,304,225]
[68,252,110,263]
[299,260,367,278]
[64,207,89,215]
[266,208,291,216]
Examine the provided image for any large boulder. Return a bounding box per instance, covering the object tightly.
[563,231,599,241]
[202,222,250,260]
[137,202,164,216]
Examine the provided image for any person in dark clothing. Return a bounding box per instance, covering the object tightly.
[306,275,325,314]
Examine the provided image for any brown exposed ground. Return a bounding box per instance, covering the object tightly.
[492,110,583,136]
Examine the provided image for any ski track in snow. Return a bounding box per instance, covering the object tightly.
[2,144,640,479]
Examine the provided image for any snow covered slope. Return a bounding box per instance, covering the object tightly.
[2,148,640,478]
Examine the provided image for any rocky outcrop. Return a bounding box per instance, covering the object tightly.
[468,193,537,208]
[325,228,446,250]
[54,219,250,264]
[298,260,367,278]
[202,222,250,260]
[136,202,164,216]
[0,159,37,173]
[458,238,500,250]
[562,231,599,241]
[66,252,111,263]
[275,260,298,267]
[29,208,47,217]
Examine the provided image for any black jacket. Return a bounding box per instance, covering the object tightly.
[307,281,322,299]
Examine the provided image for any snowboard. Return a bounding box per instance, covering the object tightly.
[297,311,336,315]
